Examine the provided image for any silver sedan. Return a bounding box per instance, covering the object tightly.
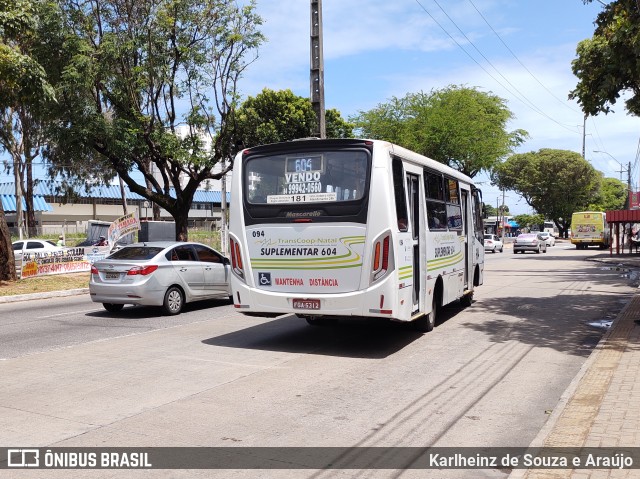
[513,233,548,254]
[89,241,231,315]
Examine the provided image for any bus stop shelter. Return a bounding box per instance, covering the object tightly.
[605,209,640,255]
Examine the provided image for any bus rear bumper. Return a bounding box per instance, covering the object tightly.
[230,280,408,320]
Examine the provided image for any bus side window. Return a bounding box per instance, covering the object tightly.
[392,157,409,232]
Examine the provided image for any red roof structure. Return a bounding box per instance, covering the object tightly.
[605,209,640,255]
[605,209,640,223]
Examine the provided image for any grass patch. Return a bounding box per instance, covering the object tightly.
[0,273,90,297]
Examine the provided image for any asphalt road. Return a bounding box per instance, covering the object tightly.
[0,243,636,478]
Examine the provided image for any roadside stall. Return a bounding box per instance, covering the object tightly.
[605,209,640,255]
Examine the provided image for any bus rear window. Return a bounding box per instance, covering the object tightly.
[244,150,370,205]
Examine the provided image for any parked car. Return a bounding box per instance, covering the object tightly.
[484,234,504,253]
[538,231,556,247]
[12,239,64,259]
[89,241,231,315]
[513,233,548,254]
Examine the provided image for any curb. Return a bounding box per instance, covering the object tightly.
[0,288,89,304]
[506,292,634,479]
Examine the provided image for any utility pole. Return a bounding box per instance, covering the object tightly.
[581,114,586,159]
[626,161,632,210]
[310,0,326,138]
[500,189,506,242]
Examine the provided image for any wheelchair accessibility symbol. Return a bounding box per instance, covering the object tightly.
[258,272,271,286]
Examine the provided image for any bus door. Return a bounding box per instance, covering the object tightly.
[462,190,471,289]
[406,173,421,314]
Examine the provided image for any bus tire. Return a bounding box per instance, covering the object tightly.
[304,316,338,326]
[460,291,473,307]
[414,294,438,332]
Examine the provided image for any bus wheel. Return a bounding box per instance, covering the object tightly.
[460,291,473,307]
[414,295,437,332]
[303,316,338,326]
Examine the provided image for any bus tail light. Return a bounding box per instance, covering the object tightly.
[229,237,245,279]
[372,233,391,282]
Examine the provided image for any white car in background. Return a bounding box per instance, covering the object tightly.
[484,234,504,253]
[538,231,556,247]
[12,239,64,260]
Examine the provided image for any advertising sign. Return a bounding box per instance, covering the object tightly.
[107,212,140,244]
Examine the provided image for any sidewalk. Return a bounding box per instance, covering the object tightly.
[511,252,640,479]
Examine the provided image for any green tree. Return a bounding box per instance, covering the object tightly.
[0,0,58,280]
[513,213,544,232]
[234,88,352,148]
[0,0,59,238]
[325,108,354,139]
[484,204,497,217]
[494,149,601,237]
[588,177,627,211]
[235,89,315,147]
[45,0,264,240]
[351,85,528,177]
[570,0,640,116]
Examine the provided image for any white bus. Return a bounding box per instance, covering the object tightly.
[543,221,558,237]
[228,139,485,332]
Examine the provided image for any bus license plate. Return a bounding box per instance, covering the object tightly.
[293,299,320,310]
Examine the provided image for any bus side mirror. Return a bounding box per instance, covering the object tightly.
[482,204,487,218]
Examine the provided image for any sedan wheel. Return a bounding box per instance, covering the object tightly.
[163,286,184,315]
[103,303,124,313]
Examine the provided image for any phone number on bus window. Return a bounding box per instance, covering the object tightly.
[287,182,322,194]
[267,192,337,204]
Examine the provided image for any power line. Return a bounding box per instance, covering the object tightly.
[466,0,580,115]
[413,0,581,134]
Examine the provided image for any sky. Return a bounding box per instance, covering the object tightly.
[236,0,640,215]
[3,0,638,217]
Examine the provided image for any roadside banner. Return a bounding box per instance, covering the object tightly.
[108,211,140,245]
[20,248,91,278]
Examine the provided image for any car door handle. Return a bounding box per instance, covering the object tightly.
[180,268,188,272]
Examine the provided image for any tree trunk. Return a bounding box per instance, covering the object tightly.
[26,160,37,237]
[13,153,24,240]
[0,202,17,281]
[174,210,189,241]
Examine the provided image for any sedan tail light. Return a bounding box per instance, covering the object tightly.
[91,265,99,275]
[127,265,158,276]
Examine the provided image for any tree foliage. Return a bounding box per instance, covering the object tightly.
[45,0,264,240]
[351,85,528,178]
[513,213,544,232]
[234,88,352,148]
[0,0,59,279]
[0,0,60,237]
[588,177,627,211]
[493,149,601,236]
[570,0,640,116]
